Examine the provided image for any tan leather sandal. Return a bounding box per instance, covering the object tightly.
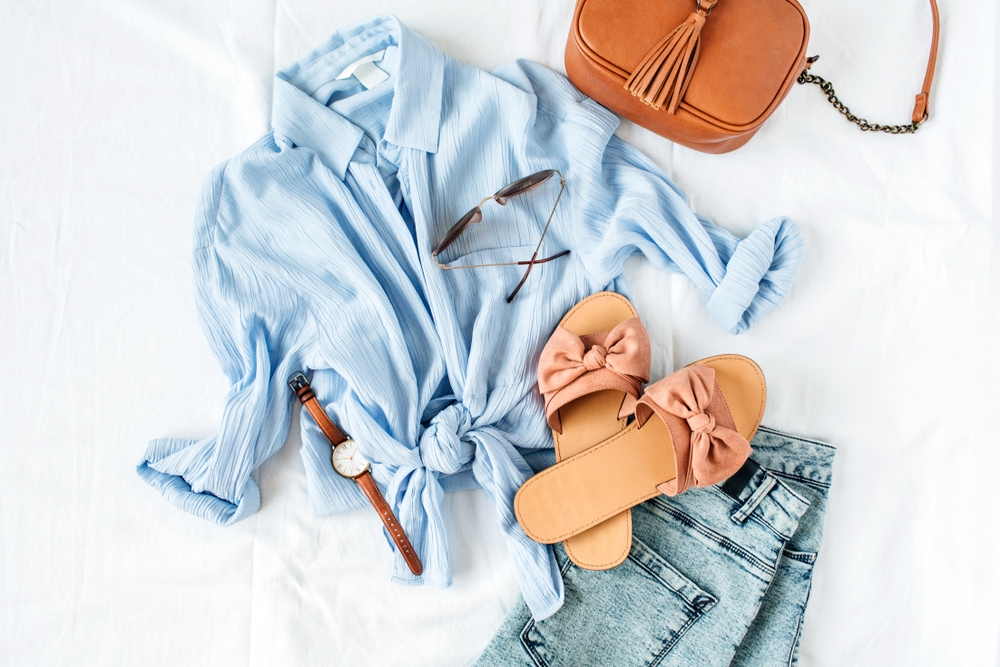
[536,292,651,570]
[517,355,765,546]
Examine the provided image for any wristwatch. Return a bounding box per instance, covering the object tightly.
[289,372,423,575]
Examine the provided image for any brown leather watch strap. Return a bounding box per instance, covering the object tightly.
[288,372,423,576]
[355,471,423,575]
[289,373,348,446]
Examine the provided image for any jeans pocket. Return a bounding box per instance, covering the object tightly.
[519,538,717,667]
[730,548,819,667]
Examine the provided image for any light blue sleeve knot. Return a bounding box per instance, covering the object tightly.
[379,399,563,617]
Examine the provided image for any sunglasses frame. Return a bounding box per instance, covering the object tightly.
[431,169,570,303]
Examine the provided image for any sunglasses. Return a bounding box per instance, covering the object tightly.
[432,169,570,303]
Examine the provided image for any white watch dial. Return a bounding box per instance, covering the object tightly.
[332,440,369,478]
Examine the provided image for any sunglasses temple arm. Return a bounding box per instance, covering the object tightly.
[529,175,565,258]
[516,249,570,266]
[506,253,537,303]
[509,177,568,302]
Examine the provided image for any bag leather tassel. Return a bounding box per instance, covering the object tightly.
[625,0,718,113]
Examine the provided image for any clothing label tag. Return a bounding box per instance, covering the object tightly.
[336,50,389,90]
[352,61,389,89]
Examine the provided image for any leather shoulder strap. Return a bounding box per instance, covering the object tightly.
[911,0,940,124]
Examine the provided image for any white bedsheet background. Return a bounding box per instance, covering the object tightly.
[2,1,998,665]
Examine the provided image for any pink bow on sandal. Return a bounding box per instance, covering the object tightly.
[538,316,650,433]
[516,355,765,548]
[637,364,753,496]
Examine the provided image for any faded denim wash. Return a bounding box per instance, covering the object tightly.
[474,427,835,666]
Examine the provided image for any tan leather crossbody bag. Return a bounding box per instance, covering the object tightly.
[565,0,940,153]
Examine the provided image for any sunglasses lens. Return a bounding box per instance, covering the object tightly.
[432,206,481,256]
[494,170,556,203]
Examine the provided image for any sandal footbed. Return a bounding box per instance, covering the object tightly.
[551,292,637,570]
[517,355,765,544]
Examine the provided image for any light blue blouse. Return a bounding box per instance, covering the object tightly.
[136,15,803,620]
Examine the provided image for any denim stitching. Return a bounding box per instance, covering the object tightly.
[768,469,832,490]
[518,620,549,667]
[774,476,810,505]
[522,610,704,667]
[649,613,702,667]
[786,612,804,667]
[756,425,836,451]
[739,476,811,540]
[746,516,785,543]
[517,549,574,666]
[787,577,815,667]
[732,476,776,524]
[782,549,818,564]
[648,499,776,578]
[708,484,794,542]
[525,545,711,667]
[627,549,716,615]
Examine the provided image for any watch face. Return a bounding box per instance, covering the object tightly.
[332,440,369,478]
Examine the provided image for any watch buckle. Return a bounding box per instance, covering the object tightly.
[288,372,309,393]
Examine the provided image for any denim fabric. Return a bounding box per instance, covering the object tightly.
[474,427,834,667]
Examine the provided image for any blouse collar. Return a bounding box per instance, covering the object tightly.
[271,15,446,179]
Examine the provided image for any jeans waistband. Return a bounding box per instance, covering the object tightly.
[716,426,835,540]
[749,426,835,489]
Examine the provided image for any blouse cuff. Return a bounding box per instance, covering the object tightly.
[706,217,804,335]
[136,437,260,527]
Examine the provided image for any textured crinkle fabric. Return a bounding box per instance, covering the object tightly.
[135,15,804,620]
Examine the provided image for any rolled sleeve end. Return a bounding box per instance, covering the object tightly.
[706,218,805,335]
[136,438,260,527]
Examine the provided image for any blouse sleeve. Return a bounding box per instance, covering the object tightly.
[135,162,307,526]
[564,104,803,335]
[503,55,804,335]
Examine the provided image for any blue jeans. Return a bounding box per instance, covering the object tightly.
[474,427,835,667]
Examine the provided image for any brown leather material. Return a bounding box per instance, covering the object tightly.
[912,0,939,124]
[625,8,708,113]
[291,374,422,576]
[356,470,423,576]
[567,0,940,151]
[567,0,809,153]
[514,355,765,545]
[295,384,348,446]
[548,292,643,570]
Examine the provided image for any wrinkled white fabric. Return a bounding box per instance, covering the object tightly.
[1,0,998,665]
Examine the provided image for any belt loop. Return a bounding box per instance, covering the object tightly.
[731,475,776,525]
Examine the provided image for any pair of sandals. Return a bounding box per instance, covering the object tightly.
[514,292,766,570]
